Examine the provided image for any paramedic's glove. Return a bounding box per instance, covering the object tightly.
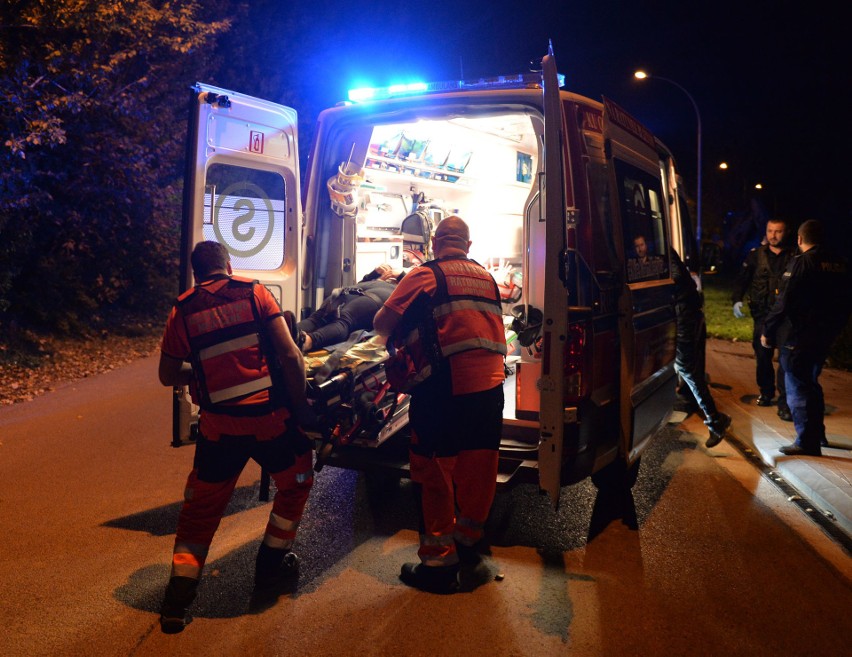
[733,301,745,319]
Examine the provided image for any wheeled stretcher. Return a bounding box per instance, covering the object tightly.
[303,333,410,471]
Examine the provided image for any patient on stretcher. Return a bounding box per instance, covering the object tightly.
[297,264,405,353]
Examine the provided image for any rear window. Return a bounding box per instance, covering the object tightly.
[203,163,287,271]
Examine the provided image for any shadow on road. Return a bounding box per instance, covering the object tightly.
[102,483,269,536]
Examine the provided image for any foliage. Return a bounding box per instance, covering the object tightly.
[0,0,231,332]
[702,275,751,343]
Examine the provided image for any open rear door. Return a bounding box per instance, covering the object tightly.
[537,51,571,507]
[172,83,302,445]
[602,98,677,465]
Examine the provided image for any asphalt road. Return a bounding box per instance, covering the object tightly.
[1,356,849,657]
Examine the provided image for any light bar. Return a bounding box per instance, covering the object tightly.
[347,72,566,103]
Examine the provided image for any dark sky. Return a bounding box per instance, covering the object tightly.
[248,1,847,240]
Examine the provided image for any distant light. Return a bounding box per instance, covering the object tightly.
[719,162,729,170]
[754,183,763,190]
[634,70,648,80]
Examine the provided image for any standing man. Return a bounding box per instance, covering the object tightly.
[762,220,851,456]
[157,241,314,632]
[671,249,731,447]
[373,216,507,594]
[731,218,794,419]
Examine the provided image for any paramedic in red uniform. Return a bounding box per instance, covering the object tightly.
[157,241,314,632]
[373,216,507,593]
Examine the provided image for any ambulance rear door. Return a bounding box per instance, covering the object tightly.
[602,97,677,465]
[537,51,572,507]
[174,83,302,444]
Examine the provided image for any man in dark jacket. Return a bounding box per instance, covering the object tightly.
[762,220,851,456]
[671,249,731,447]
[731,218,794,418]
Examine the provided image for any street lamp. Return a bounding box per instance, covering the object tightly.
[634,70,703,259]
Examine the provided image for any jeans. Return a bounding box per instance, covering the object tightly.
[675,314,719,425]
[298,294,380,349]
[780,347,826,450]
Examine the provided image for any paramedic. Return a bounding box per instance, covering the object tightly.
[731,218,794,418]
[671,248,731,447]
[296,265,402,352]
[157,241,314,632]
[373,216,507,594]
[762,220,851,456]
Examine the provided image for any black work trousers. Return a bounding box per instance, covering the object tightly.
[752,318,786,405]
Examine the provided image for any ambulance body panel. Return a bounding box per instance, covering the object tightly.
[176,52,691,502]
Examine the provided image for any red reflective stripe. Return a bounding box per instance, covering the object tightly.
[185,298,255,337]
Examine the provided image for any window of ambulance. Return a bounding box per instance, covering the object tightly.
[203,163,287,271]
[615,161,669,284]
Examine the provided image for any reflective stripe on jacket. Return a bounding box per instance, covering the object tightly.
[391,257,506,391]
[177,276,285,416]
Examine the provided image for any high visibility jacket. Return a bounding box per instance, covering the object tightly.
[388,256,506,392]
[176,275,286,416]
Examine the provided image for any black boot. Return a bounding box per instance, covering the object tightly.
[454,542,492,591]
[159,576,198,634]
[454,542,483,566]
[399,562,459,594]
[705,413,731,448]
[254,543,299,592]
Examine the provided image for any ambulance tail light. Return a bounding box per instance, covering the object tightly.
[563,323,587,403]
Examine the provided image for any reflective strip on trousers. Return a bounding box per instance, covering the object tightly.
[171,542,209,578]
[419,532,458,568]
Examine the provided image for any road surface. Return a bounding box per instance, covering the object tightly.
[0,355,849,656]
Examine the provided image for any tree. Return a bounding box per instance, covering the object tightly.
[0,1,230,330]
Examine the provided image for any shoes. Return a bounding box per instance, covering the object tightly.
[454,542,484,566]
[755,395,773,407]
[254,544,300,592]
[777,406,793,422]
[778,444,821,457]
[399,562,459,594]
[821,437,829,447]
[705,413,731,448]
[159,576,198,634]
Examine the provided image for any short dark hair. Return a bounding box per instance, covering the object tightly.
[798,219,822,246]
[191,241,229,279]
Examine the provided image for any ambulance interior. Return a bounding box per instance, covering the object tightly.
[310,109,545,423]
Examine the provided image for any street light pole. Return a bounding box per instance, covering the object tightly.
[634,71,702,260]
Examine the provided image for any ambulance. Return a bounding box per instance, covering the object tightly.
[174,48,697,505]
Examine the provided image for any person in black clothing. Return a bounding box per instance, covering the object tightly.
[731,218,794,418]
[762,220,851,456]
[297,265,403,352]
[671,249,731,448]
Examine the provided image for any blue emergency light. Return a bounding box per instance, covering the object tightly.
[347,73,565,103]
